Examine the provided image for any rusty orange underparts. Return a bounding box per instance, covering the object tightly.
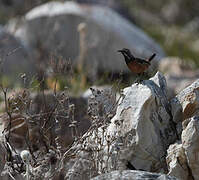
[127,61,149,74]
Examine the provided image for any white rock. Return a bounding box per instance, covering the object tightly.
[182,116,199,180]
[166,142,189,180]
[171,79,199,124]
[107,72,178,172]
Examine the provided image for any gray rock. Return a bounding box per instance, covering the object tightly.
[107,72,178,172]
[6,1,165,75]
[170,79,199,124]
[182,116,199,180]
[166,142,189,180]
[166,116,199,180]
[91,170,179,180]
[0,26,36,85]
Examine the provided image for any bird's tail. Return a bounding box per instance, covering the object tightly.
[148,53,156,62]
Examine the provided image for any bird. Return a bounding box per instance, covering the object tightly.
[118,48,156,82]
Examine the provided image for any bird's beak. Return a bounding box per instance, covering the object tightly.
[117,50,123,53]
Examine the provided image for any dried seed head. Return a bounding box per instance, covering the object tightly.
[20,150,31,162]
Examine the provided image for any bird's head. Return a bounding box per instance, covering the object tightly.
[118,48,134,62]
[118,48,130,54]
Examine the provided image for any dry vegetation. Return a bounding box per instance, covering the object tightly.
[0,46,126,179]
[1,1,199,179]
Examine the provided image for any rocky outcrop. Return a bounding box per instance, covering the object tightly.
[166,116,199,180]
[2,72,199,179]
[6,1,165,75]
[77,72,199,180]
[166,79,199,180]
[107,72,178,172]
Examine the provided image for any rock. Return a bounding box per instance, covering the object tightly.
[0,26,36,85]
[158,57,199,98]
[107,72,178,172]
[166,116,199,180]
[91,170,179,180]
[166,142,189,180]
[182,116,199,180]
[75,0,133,22]
[170,79,199,124]
[6,1,165,75]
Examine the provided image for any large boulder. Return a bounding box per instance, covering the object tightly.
[106,72,178,172]
[6,1,165,75]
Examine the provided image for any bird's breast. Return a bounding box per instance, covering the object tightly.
[127,61,149,73]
